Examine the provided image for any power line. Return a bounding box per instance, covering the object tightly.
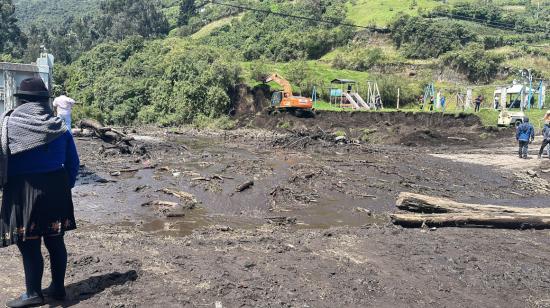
[209,0,548,40]
[431,12,549,34]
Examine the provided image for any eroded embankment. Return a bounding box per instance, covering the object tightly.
[241,111,506,147]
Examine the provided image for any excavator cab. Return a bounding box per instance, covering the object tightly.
[271,91,283,107]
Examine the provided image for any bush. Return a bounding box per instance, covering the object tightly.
[64,38,242,126]
[373,74,422,108]
[442,43,504,83]
[390,15,477,59]
[331,47,386,71]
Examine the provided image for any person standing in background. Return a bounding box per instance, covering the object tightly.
[516,118,535,159]
[474,95,483,112]
[53,95,76,132]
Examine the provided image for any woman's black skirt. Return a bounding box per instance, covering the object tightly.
[0,168,76,248]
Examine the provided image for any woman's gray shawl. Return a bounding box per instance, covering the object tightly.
[0,102,67,187]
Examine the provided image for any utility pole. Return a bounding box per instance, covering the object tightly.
[397,88,400,110]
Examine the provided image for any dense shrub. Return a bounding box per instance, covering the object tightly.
[373,74,422,108]
[63,38,242,126]
[431,2,549,35]
[390,15,477,59]
[442,43,504,83]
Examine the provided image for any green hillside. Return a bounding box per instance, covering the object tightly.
[3,0,549,126]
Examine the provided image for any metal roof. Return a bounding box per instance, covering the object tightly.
[330,79,357,84]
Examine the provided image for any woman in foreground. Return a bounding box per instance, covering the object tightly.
[0,77,80,307]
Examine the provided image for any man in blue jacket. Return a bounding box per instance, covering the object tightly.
[516,118,535,159]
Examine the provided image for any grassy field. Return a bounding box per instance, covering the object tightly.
[346,0,465,27]
[191,14,244,39]
[345,0,537,27]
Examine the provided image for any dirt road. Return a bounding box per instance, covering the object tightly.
[1,112,549,307]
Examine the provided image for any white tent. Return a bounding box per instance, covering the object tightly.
[493,84,535,95]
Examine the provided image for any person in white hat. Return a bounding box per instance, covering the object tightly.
[52,95,75,132]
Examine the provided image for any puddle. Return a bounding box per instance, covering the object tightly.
[75,135,389,237]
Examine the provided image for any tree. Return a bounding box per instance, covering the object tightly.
[97,0,170,40]
[178,0,196,26]
[0,0,26,56]
[21,0,169,64]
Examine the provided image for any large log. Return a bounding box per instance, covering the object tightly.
[79,119,133,144]
[396,192,550,215]
[391,212,550,229]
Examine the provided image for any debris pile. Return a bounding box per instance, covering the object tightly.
[75,119,147,155]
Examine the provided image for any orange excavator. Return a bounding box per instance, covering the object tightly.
[264,73,313,115]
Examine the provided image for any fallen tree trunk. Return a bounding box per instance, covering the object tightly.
[392,192,550,229]
[396,192,550,215]
[391,213,550,229]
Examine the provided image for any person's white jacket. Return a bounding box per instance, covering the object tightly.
[53,95,75,131]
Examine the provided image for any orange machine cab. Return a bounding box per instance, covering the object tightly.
[271,91,313,109]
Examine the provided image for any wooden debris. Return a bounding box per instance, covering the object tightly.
[109,164,157,177]
[396,192,550,215]
[192,177,211,182]
[166,212,186,218]
[392,192,550,229]
[391,212,550,229]
[265,216,297,226]
[447,136,468,141]
[157,188,198,210]
[236,180,254,192]
[354,207,372,215]
[79,119,139,154]
[141,200,178,208]
[192,175,230,182]
[158,188,197,202]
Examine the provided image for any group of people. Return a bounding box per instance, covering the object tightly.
[0,77,78,307]
[516,118,550,159]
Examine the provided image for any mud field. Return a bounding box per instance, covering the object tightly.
[1,112,550,307]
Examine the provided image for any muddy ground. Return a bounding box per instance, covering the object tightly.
[1,111,550,307]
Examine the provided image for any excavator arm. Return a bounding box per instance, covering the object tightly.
[264,73,293,97]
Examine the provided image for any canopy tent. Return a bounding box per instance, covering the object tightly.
[493,84,535,95]
[494,82,546,110]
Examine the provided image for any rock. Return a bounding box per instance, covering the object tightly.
[526,170,538,177]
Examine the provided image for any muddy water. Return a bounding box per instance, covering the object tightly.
[74,135,387,237]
